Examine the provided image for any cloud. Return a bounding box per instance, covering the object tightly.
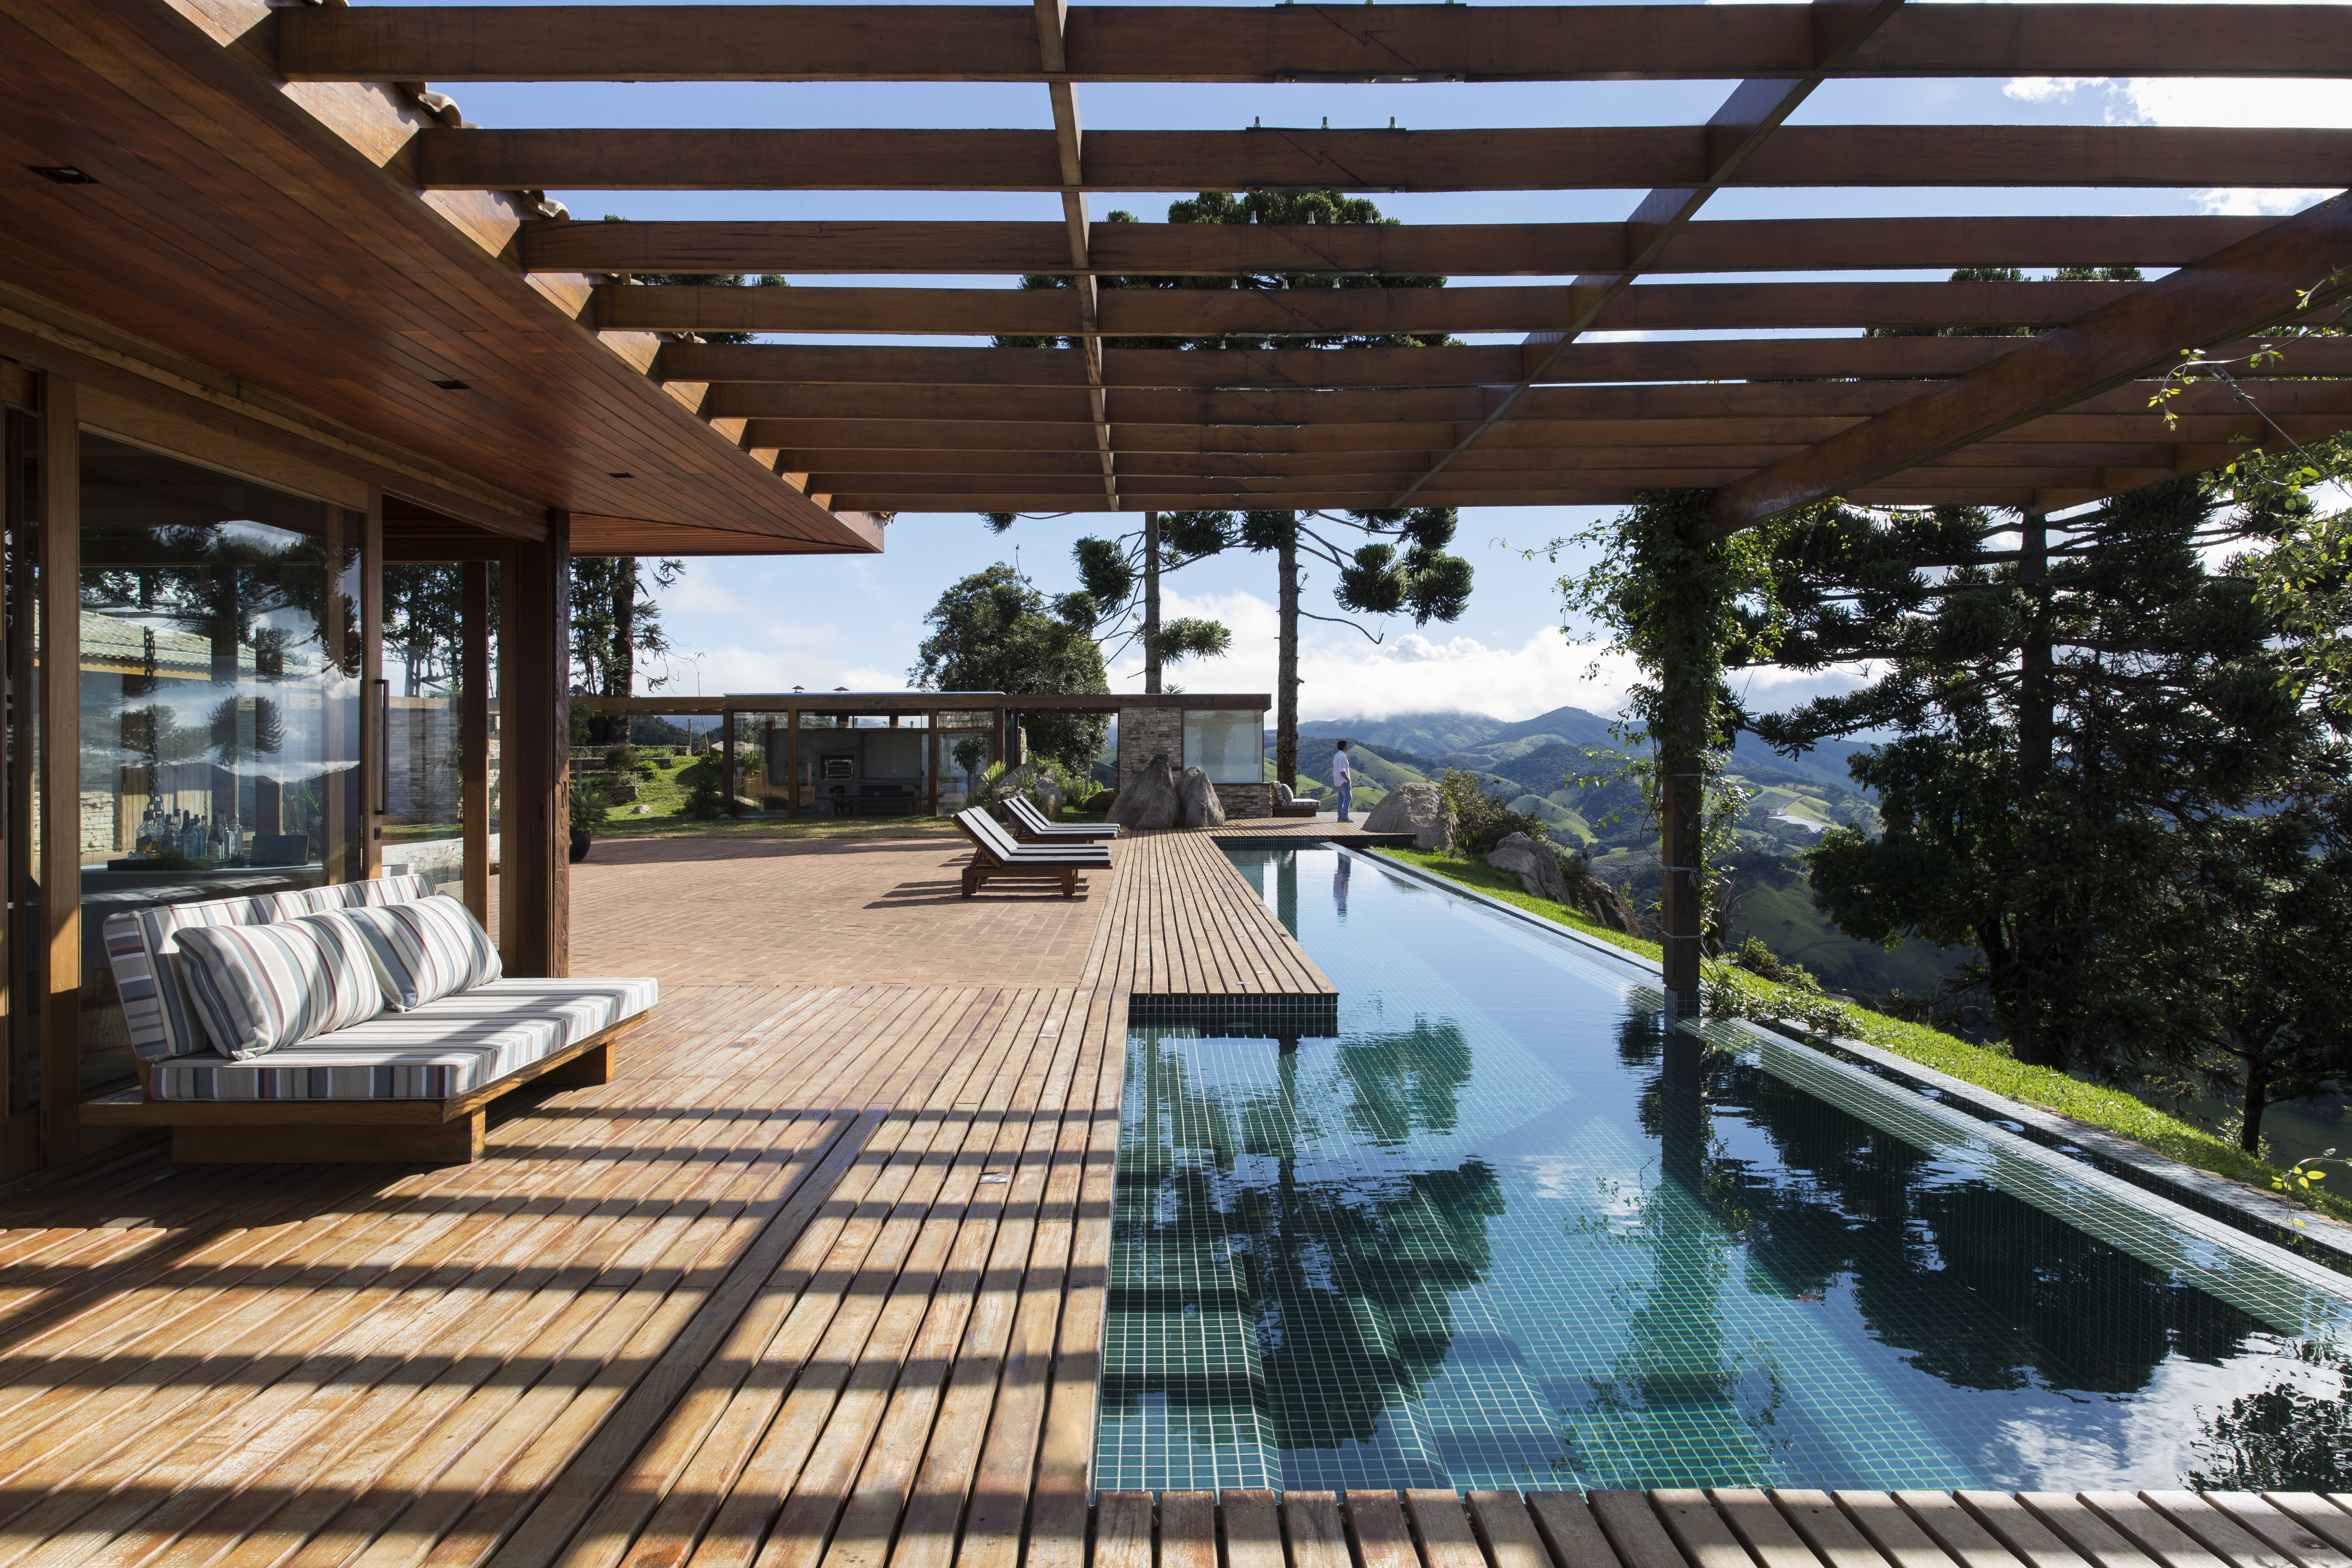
[2003,75,2350,216]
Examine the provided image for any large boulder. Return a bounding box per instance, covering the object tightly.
[1487,832,1570,904]
[1108,755,1180,830]
[1362,781,1454,851]
[1177,766,1227,828]
[1567,860,1645,936]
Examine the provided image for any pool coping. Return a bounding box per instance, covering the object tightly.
[1338,842,2352,1276]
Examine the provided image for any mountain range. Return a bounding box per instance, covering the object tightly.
[1294,706,1878,792]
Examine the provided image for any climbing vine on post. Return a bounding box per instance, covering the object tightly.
[1548,489,1796,1001]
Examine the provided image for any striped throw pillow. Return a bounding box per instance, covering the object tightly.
[340,895,503,1011]
[174,912,387,1061]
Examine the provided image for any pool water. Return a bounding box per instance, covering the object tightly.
[1094,847,2352,1493]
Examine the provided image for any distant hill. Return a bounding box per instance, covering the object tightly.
[1297,705,1616,756]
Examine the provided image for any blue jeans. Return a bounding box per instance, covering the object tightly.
[1336,782,1352,820]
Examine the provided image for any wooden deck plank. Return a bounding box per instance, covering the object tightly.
[2258,1499,2352,1561]
[1956,1492,2100,1568]
[1345,1492,1419,1568]
[2197,1496,2352,1568]
[2014,1493,2168,1568]
[659,994,1061,1568]
[1528,1493,1632,1568]
[2139,1493,2308,1568]
[1405,1490,1488,1568]
[1589,1493,1687,1568]
[1283,1494,1350,1568]
[1900,1491,2050,1568]
[1221,1491,1283,1568]
[538,987,1038,1568]
[1654,1488,1764,1568]
[1772,1492,1898,1568]
[1466,1492,1556,1568]
[1713,1488,1830,1568]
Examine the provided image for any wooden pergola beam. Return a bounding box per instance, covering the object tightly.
[1707,188,2352,533]
[674,335,2352,391]
[522,214,2277,278]
[280,5,2352,84]
[797,441,2208,481]
[412,124,2352,194]
[598,278,2147,337]
[708,376,2352,429]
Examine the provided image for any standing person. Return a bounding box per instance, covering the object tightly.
[1332,740,1354,823]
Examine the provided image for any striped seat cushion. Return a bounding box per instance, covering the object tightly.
[341,896,503,1011]
[145,978,659,1102]
[105,875,438,1061]
[173,913,387,1061]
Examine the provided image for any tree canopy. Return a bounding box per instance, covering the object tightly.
[909,564,1112,775]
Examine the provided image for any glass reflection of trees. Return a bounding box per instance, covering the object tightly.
[80,440,362,877]
[1108,1021,1504,1469]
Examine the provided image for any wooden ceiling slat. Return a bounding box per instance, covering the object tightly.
[281,6,2352,84]
[1709,190,2352,532]
[523,214,2276,278]
[600,279,2146,338]
[710,377,2352,429]
[800,441,2195,484]
[677,336,2352,392]
[413,125,2352,195]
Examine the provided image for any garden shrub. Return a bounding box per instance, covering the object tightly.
[1437,768,1552,856]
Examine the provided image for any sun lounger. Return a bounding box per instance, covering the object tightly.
[1005,794,1120,843]
[954,808,1109,898]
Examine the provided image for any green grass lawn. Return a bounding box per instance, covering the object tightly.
[1372,846,2352,1230]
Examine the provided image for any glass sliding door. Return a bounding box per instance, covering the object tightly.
[76,436,366,1091]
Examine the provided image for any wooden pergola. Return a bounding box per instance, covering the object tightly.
[268,1,2352,530]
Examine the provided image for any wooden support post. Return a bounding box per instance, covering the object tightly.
[1657,615,1707,1015]
[361,489,384,880]
[762,715,776,806]
[784,707,799,817]
[461,560,490,926]
[2017,508,2053,793]
[1143,510,1162,695]
[926,714,939,816]
[1276,525,1298,796]
[36,374,77,1163]
[991,702,1007,773]
[498,517,569,978]
[5,407,33,1138]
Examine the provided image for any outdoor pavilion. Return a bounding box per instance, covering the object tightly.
[2,2,2352,1564]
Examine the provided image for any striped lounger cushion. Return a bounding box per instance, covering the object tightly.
[106,874,438,1063]
[172,914,387,1061]
[145,978,660,1102]
[340,896,503,1011]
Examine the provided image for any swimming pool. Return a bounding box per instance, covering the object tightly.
[1095,846,2352,1494]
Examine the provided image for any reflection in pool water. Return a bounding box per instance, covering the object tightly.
[1094,847,2352,1493]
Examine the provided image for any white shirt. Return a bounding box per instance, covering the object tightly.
[1332,749,1352,786]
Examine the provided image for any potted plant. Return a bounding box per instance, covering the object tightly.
[568,780,606,862]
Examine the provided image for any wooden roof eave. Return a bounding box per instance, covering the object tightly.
[0,0,880,556]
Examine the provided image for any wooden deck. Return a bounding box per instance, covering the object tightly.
[12,830,2342,1567]
[1088,1488,2352,1568]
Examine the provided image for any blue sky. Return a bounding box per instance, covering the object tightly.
[398,0,2349,720]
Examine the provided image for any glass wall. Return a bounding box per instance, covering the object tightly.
[1184,709,1263,783]
[382,562,496,899]
[77,436,365,1090]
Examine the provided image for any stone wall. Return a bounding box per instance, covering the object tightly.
[1212,782,1273,819]
[1115,706,1184,793]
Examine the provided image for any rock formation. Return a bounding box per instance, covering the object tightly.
[1108,755,1181,830]
[1177,766,1227,828]
[1361,782,1454,851]
[1487,832,1571,904]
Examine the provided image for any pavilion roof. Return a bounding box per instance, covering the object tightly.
[273,2,2352,526]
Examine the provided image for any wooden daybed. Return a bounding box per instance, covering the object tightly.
[82,874,657,1164]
